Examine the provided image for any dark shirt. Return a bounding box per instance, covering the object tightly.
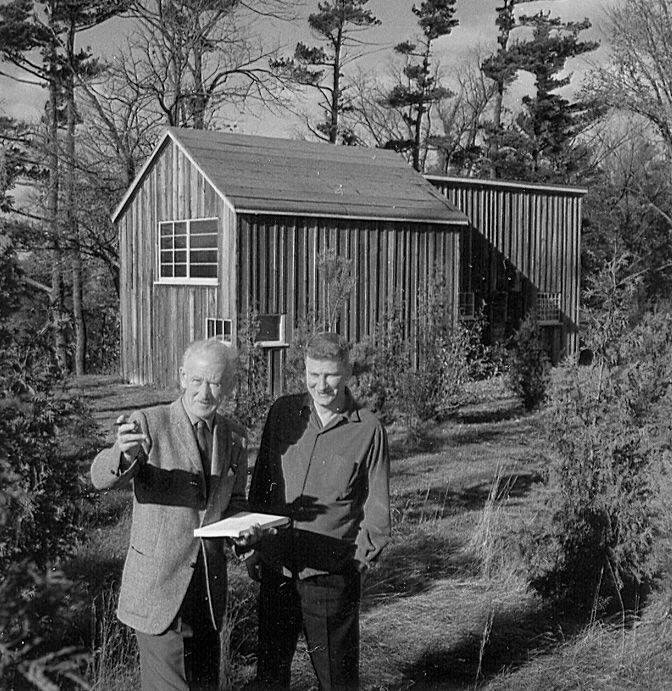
[249,391,391,578]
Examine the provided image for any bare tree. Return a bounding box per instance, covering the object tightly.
[344,68,407,148]
[586,0,672,156]
[122,0,296,129]
[433,52,497,174]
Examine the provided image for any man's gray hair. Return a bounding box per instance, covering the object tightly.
[182,338,238,372]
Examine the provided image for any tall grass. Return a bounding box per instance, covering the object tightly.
[87,587,139,690]
[466,463,517,579]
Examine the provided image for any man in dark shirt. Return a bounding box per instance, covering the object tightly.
[246,332,391,689]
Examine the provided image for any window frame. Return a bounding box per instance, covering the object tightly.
[458,292,476,321]
[205,317,233,344]
[155,216,219,286]
[536,292,562,325]
[255,314,288,347]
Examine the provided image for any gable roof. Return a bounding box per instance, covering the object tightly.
[112,127,468,225]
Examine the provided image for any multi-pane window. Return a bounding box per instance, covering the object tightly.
[459,292,475,320]
[159,218,218,280]
[536,292,561,324]
[206,318,232,343]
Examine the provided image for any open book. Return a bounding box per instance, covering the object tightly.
[194,511,289,539]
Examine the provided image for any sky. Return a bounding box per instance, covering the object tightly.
[0,0,612,136]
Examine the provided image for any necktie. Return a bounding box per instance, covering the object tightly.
[195,419,211,484]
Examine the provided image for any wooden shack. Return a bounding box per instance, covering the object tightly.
[113,128,468,389]
[427,175,585,363]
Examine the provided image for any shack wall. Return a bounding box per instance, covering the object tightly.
[427,176,583,360]
[118,139,237,387]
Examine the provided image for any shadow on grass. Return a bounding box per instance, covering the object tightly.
[450,400,526,425]
[392,472,542,523]
[364,533,478,610]
[401,601,583,689]
[388,421,536,461]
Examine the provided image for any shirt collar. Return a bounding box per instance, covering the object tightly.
[302,388,361,424]
[181,397,215,431]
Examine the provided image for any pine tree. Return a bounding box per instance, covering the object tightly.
[481,9,600,182]
[272,0,380,144]
[0,0,125,373]
[381,0,458,171]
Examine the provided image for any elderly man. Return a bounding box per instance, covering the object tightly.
[246,331,391,690]
[91,338,255,690]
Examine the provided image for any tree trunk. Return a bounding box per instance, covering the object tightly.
[46,36,68,373]
[329,26,343,144]
[65,19,86,375]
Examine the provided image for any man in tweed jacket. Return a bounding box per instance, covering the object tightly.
[91,339,255,690]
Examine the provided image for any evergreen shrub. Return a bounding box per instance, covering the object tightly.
[525,310,672,616]
[507,311,550,410]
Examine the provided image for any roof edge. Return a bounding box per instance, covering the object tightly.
[111,128,235,224]
[425,174,587,196]
[236,208,469,225]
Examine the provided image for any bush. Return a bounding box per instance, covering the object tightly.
[232,311,273,432]
[524,310,672,616]
[0,336,93,569]
[350,275,475,436]
[0,252,99,687]
[0,561,89,689]
[507,312,550,410]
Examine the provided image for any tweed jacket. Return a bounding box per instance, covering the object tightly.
[90,398,247,635]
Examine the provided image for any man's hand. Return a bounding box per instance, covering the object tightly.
[115,414,148,464]
[245,550,263,582]
[232,523,278,550]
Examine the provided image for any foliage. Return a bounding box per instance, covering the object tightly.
[524,260,670,615]
[525,309,672,616]
[272,0,380,143]
[350,273,475,435]
[124,0,292,129]
[382,0,458,171]
[507,311,550,411]
[581,123,672,305]
[0,561,89,689]
[587,0,672,156]
[0,341,92,568]
[0,241,101,689]
[319,248,356,331]
[233,311,273,431]
[282,249,355,394]
[480,5,600,182]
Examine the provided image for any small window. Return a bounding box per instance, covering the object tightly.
[206,318,232,343]
[256,314,287,347]
[459,292,475,320]
[537,292,561,324]
[158,218,218,282]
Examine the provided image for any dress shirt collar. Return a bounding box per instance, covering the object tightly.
[302,388,361,427]
[180,397,215,431]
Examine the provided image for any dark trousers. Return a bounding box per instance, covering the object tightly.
[136,551,220,691]
[256,565,361,690]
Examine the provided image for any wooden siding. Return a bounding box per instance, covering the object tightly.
[428,177,583,361]
[237,214,460,391]
[119,139,237,387]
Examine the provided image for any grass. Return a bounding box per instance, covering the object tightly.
[62,375,672,690]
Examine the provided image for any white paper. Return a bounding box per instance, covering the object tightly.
[194,511,289,538]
